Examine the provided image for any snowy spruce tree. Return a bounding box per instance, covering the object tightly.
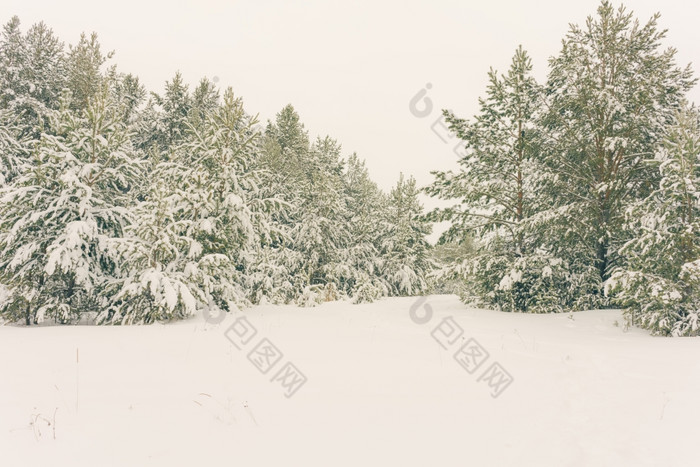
[0,87,141,324]
[65,32,111,113]
[0,17,66,136]
[189,77,220,131]
[256,105,351,305]
[254,105,422,305]
[0,16,25,111]
[110,72,146,125]
[381,173,432,297]
[291,136,351,305]
[541,1,695,300]
[109,88,267,323]
[106,171,198,324]
[427,46,574,312]
[607,104,700,336]
[252,105,310,303]
[429,237,474,296]
[131,72,193,155]
[153,72,193,151]
[342,154,388,303]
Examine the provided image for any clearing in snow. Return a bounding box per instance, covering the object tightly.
[1,295,699,466]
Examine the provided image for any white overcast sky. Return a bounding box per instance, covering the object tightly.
[4,0,700,240]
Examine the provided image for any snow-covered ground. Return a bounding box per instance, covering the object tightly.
[1,295,699,467]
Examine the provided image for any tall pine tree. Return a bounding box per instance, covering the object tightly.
[427,47,572,312]
[542,1,695,295]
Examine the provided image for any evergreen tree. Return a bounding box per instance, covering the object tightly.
[542,1,695,294]
[0,88,140,324]
[189,77,220,130]
[153,72,192,151]
[183,87,264,308]
[292,136,350,303]
[132,97,167,153]
[0,17,27,111]
[66,32,110,113]
[256,105,318,303]
[430,237,474,296]
[259,104,310,202]
[427,47,572,312]
[607,104,700,336]
[112,88,266,323]
[107,170,198,324]
[0,17,66,136]
[110,72,146,124]
[22,22,66,115]
[247,106,310,304]
[342,154,387,302]
[381,173,432,296]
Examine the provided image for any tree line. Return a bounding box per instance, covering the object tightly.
[0,16,432,324]
[1,1,698,336]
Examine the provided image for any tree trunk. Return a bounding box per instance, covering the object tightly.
[596,239,609,284]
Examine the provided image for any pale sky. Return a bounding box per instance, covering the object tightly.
[4,0,700,241]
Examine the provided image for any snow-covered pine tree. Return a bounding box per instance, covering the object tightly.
[302,136,350,298]
[278,135,349,306]
[0,87,141,324]
[189,77,220,131]
[607,104,700,336]
[153,72,192,152]
[0,109,27,321]
[256,105,389,305]
[106,170,199,324]
[66,32,110,113]
[246,106,309,305]
[381,173,432,297]
[131,73,193,156]
[110,72,146,125]
[111,87,265,323]
[245,242,300,305]
[342,153,388,303]
[258,104,309,219]
[429,237,474,296]
[0,17,66,137]
[182,87,267,311]
[257,105,347,305]
[0,17,25,111]
[129,74,193,208]
[542,1,695,297]
[20,22,66,124]
[427,46,570,312]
